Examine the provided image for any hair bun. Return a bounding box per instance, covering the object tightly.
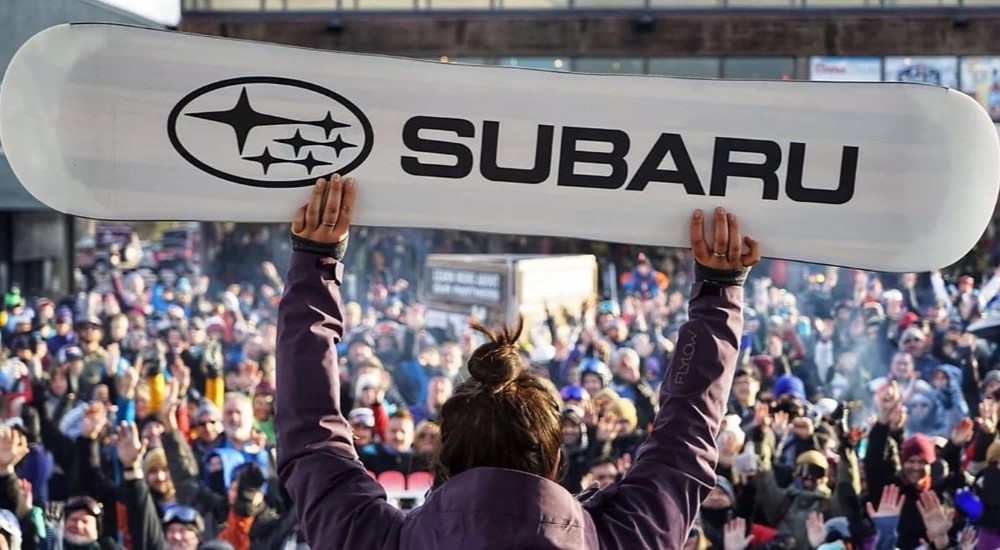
[467,319,524,387]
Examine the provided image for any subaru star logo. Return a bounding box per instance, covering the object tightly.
[167,77,373,188]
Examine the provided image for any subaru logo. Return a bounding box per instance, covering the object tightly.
[167,77,373,188]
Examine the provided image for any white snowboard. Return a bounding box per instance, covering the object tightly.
[1,23,998,272]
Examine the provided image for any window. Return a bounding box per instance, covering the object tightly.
[497,57,569,71]
[722,57,795,80]
[648,57,721,78]
[573,58,644,75]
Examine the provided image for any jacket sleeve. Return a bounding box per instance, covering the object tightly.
[752,462,786,525]
[863,422,896,503]
[120,476,166,550]
[30,395,75,473]
[585,281,742,549]
[161,430,202,505]
[275,251,404,550]
[72,437,118,505]
[0,472,26,518]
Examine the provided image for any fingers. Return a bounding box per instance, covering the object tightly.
[332,178,356,240]
[866,501,876,517]
[690,210,709,261]
[727,212,742,261]
[712,207,728,257]
[741,236,761,268]
[304,179,326,231]
[322,174,342,228]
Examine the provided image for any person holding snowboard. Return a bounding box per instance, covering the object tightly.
[275,174,761,549]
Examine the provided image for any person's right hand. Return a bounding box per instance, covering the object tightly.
[292,175,356,245]
[80,402,108,440]
[978,399,997,435]
[951,417,974,447]
[876,381,901,424]
[114,421,147,469]
[160,378,181,432]
[116,366,139,401]
[690,207,761,270]
[772,411,790,440]
[0,426,28,475]
[595,414,618,442]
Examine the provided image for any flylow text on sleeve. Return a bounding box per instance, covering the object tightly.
[585,281,742,550]
[275,251,404,549]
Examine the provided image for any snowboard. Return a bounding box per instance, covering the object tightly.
[1,23,998,272]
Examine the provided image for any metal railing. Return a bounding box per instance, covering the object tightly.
[183,0,1000,12]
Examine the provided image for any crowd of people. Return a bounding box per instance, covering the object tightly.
[0,220,999,549]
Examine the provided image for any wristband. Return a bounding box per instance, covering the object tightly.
[291,232,349,261]
[695,262,750,286]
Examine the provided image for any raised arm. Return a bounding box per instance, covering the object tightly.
[275,176,404,550]
[585,208,760,549]
[865,382,903,502]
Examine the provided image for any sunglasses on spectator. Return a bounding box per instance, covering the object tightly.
[65,496,103,517]
[163,505,200,525]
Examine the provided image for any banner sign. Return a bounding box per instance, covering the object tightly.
[960,57,1000,125]
[884,56,959,88]
[426,266,505,305]
[809,57,882,82]
[1,25,998,272]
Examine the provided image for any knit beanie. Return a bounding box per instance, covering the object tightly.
[901,433,937,464]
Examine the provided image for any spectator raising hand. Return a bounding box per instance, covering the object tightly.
[115,421,146,469]
[80,402,108,440]
[724,517,754,550]
[806,512,826,549]
[0,426,28,475]
[915,491,953,550]
[959,525,977,550]
[979,399,998,434]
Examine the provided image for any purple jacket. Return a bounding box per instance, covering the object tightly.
[276,251,743,549]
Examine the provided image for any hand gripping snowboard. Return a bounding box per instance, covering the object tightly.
[2,23,998,271]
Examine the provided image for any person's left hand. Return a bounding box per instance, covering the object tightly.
[690,207,761,270]
[723,517,755,550]
[916,490,953,548]
[806,511,827,549]
[292,175,356,244]
[959,525,978,550]
[114,422,147,469]
[951,417,974,447]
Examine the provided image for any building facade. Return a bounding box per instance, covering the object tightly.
[0,0,170,297]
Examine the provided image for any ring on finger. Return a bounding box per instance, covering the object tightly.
[713,252,727,258]
[321,222,336,227]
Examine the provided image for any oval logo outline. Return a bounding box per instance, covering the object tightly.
[167,76,374,188]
